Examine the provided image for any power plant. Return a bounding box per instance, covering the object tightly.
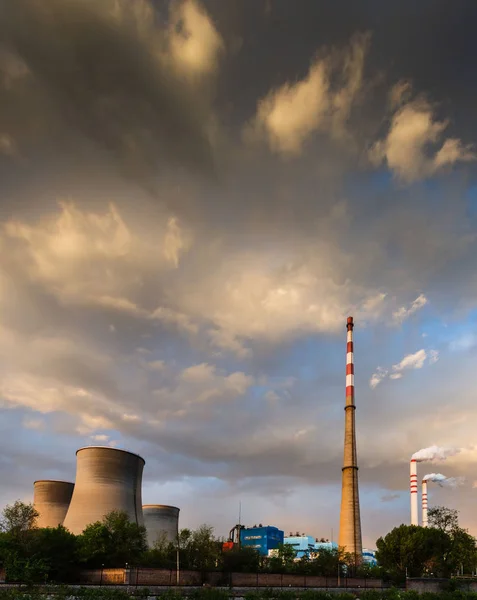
[338,316,363,561]
[33,480,74,528]
[143,505,180,547]
[63,446,145,535]
[20,319,400,556]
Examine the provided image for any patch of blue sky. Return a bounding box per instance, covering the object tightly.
[465,184,477,217]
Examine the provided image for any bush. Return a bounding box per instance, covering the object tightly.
[189,588,230,600]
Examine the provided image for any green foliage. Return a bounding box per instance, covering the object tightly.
[221,546,260,573]
[141,531,177,569]
[266,543,297,573]
[77,510,148,568]
[429,507,459,534]
[28,525,78,582]
[188,588,230,600]
[376,507,477,582]
[0,501,38,536]
[156,590,184,600]
[0,502,79,584]
[1,552,49,584]
[177,524,221,572]
[376,523,453,580]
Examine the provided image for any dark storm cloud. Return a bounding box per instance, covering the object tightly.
[207,0,477,137]
[0,0,217,187]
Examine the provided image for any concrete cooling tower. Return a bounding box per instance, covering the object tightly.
[63,446,145,535]
[33,480,75,528]
[143,505,180,547]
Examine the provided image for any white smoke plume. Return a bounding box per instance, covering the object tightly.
[423,473,465,488]
[412,445,461,462]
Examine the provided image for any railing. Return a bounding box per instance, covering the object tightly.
[79,568,388,588]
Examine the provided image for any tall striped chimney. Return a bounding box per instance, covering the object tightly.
[338,316,363,561]
[422,479,428,527]
[410,459,418,525]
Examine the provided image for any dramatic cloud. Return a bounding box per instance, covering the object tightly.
[244,33,370,156]
[370,86,476,182]
[0,0,222,182]
[168,0,224,78]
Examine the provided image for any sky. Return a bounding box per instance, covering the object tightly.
[0,0,477,549]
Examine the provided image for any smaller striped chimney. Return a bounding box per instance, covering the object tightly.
[410,459,418,526]
[422,479,428,527]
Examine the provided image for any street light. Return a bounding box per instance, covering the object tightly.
[100,564,104,586]
[125,562,128,586]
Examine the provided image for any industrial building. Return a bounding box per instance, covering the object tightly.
[284,535,316,558]
[314,540,338,552]
[362,548,377,566]
[283,536,339,559]
[33,480,74,528]
[63,446,145,535]
[143,505,180,547]
[240,526,284,556]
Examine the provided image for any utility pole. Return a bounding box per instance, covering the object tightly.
[176,533,180,587]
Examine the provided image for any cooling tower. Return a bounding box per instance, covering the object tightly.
[33,480,75,528]
[143,505,180,547]
[63,446,145,535]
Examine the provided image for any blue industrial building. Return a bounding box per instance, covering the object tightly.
[284,535,316,558]
[240,526,284,556]
[283,536,376,564]
[362,548,377,565]
[283,536,338,559]
[314,540,338,552]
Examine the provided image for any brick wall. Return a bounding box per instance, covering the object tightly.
[80,569,125,585]
[79,568,383,588]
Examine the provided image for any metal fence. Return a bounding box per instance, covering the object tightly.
[79,568,389,589]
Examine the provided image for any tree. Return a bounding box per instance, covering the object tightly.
[310,547,342,577]
[29,526,78,582]
[178,525,221,573]
[0,503,78,583]
[428,506,477,575]
[0,501,38,536]
[266,543,297,573]
[447,527,477,575]
[428,506,459,534]
[141,531,176,568]
[221,546,260,573]
[376,524,451,581]
[77,510,147,568]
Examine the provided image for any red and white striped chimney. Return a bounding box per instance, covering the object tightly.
[346,316,354,398]
[339,316,362,557]
[422,479,428,527]
[410,459,418,526]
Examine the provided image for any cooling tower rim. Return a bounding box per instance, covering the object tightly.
[34,479,75,485]
[76,445,145,464]
[142,504,180,511]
